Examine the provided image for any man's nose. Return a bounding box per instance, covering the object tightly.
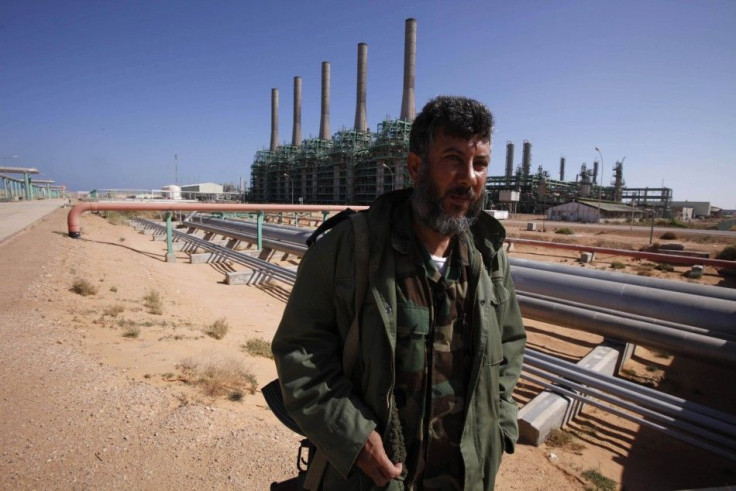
[456,159,478,186]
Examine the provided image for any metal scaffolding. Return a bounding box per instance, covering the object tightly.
[250,119,409,205]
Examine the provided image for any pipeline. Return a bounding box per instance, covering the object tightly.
[517,294,736,368]
[508,237,736,270]
[67,202,367,238]
[523,349,736,462]
[510,257,736,302]
[512,266,736,333]
[134,218,298,285]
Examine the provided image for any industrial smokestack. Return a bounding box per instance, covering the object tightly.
[505,141,514,178]
[560,157,566,181]
[400,18,417,122]
[354,43,368,132]
[522,140,532,178]
[593,160,599,185]
[270,88,279,151]
[292,76,302,146]
[319,62,331,140]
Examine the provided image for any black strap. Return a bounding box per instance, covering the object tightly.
[305,208,357,247]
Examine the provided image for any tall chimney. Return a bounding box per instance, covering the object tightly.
[522,140,532,178]
[593,160,599,185]
[559,157,566,181]
[354,43,368,132]
[505,141,514,178]
[319,62,331,140]
[292,76,302,146]
[400,18,417,122]
[270,88,279,151]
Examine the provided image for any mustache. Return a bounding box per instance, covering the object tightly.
[446,186,476,199]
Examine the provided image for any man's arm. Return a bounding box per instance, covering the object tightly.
[271,227,379,478]
[496,249,527,453]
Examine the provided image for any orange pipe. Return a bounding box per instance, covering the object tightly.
[507,237,735,270]
[67,201,367,238]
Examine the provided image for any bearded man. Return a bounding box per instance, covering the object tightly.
[272,96,526,490]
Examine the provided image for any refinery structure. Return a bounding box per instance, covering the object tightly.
[250,18,673,217]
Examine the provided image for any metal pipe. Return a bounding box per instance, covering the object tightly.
[67,202,367,238]
[518,294,736,367]
[135,219,298,285]
[520,370,736,462]
[319,62,331,140]
[354,43,368,132]
[399,18,416,122]
[507,237,736,269]
[292,76,302,146]
[525,349,736,434]
[512,266,736,332]
[510,257,736,302]
[518,290,736,341]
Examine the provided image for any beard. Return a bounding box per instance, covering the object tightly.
[410,162,485,237]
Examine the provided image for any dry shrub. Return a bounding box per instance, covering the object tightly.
[204,317,229,340]
[716,245,736,261]
[103,304,125,317]
[242,338,273,359]
[659,231,678,240]
[122,326,141,338]
[105,211,133,226]
[179,357,257,398]
[71,278,98,296]
[545,429,585,454]
[143,289,164,315]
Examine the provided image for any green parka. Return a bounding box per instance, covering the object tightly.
[272,189,526,490]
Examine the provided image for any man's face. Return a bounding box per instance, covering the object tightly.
[409,131,490,237]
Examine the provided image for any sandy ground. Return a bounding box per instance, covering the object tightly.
[1,207,735,490]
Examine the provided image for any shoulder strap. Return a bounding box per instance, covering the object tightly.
[303,211,370,491]
[305,208,356,247]
[343,212,369,376]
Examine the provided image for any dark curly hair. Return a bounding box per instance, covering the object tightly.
[409,96,494,161]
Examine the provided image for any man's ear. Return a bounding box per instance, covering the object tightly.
[407,152,422,182]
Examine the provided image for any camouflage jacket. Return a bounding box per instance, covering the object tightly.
[272,189,526,490]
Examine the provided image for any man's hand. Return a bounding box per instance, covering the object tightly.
[355,430,404,486]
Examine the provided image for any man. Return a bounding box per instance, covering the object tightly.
[272,96,526,490]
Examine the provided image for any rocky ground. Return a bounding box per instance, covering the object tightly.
[0,206,734,490]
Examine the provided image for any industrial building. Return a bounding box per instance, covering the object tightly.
[249,18,674,217]
[546,199,643,223]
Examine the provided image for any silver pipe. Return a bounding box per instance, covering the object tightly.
[511,266,736,332]
[518,295,736,367]
[518,290,736,342]
[510,257,736,302]
[520,369,736,461]
[526,349,736,427]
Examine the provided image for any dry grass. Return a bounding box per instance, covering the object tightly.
[178,356,257,398]
[242,338,273,359]
[71,278,98,296]
[582,469,617,491]
[545,429,585,454]
[143,289,164,315]
[204,317,229,340]
[122,326,141,338]
[102,304,125,317]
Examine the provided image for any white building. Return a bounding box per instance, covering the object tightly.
[670,201,711,218]
[546,199,642,223]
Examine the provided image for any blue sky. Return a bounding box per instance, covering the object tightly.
[1,1,734,207]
